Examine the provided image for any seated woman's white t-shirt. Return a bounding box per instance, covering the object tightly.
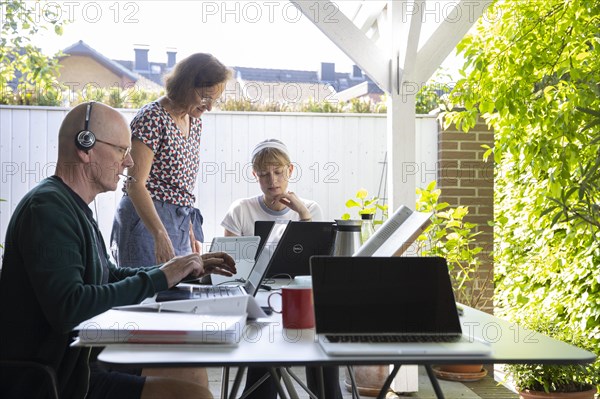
[220,195,323,236]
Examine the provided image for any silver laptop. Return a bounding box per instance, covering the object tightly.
[155,221,289,302]
[204,236,260,285]
[354,206,432,257]
[310,256,492,356]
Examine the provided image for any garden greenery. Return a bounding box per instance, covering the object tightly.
[1,0,67,106]
[443,0,600,357]
[505,318,600,393]
[415,182,488,309]
[2,83,447,114]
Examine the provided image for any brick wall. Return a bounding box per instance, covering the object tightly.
[438,117,494,313]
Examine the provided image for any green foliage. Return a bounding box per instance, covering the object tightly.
[416,181,488,308]
[126,87,162,109]
[1,0,66,106]
[215,79,449,114]
[217,97,292,112]
[68,87,162,109]
[341,188,388,225]
[301,98,348,113]
[415,74,453,114]
[505,318,600,393]
[546,107,600,232]
[442,0,600,340]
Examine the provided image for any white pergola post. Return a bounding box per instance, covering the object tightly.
[293,0,491,392]
[386,0,422,210]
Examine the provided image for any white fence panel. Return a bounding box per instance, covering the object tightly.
[0,105,438,257]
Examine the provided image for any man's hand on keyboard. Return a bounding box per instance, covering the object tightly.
[200,251,237,278]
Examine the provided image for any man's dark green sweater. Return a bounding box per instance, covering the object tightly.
[0,177,169,398]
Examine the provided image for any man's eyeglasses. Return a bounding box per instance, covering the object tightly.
[95,138,131,161]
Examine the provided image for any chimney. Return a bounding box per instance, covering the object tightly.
[166,48,177,70]
[133,45,149,72]
[352,65,363,79]
[319,62,335,82]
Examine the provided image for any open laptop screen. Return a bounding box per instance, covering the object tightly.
[243,220,288,295]
[310,256,462,335]
[255,221,335,277]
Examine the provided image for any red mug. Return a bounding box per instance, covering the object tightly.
[267,287,315,329]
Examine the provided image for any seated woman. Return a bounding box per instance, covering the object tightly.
[221,138,342,399]
[221,138,321,235]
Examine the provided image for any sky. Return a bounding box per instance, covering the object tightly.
[25,0,465,78]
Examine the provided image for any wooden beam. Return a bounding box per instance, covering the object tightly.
[399,0,424,83]
[330,81,369,102]
[352,1,387,33]
[413,0,492,84]
[292,0,391,93]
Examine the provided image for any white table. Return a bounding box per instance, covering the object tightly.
[96,302,596,399]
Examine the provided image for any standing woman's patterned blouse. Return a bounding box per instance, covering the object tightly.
[129,101,202,207]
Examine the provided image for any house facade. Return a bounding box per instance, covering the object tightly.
[56,41,382,104]
[57,41,165,93]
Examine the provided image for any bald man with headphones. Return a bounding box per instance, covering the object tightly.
[0,102,235,399]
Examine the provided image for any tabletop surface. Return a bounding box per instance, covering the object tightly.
[97,290,596,368]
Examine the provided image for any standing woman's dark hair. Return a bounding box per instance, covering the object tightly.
[164,53,232,109]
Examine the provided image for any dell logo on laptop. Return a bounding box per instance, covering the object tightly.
[292,244,304,254]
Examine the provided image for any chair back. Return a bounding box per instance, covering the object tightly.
[0,360,60,399]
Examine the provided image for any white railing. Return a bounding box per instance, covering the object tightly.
[0,105,439,249]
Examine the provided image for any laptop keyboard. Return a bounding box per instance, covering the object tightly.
[195,286,242,298]
[325,335,459,343]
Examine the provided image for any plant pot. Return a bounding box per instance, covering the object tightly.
[437,364,484,374]
[433,364,487,382]
[344,365,390,396]
[518,387,597,399]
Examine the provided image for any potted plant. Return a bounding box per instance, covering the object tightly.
[415,181,491,380]
[341,188,388,223]
[504,319,599,398]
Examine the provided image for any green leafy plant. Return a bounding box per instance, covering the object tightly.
[300,98,347,113]
[415,181,488,309]
[1,0,67,106]
[341,188,388,225]
[546,106,600,233]
[67,87,163,108]
[505,318,600,394]
[441,0,600,343]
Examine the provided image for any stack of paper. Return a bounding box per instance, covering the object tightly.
[74,303,247,345]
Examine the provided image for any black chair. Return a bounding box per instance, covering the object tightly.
[0,360,60,399]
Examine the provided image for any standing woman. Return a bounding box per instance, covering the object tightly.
[111,53,232,267]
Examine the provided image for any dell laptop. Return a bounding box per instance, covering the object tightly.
[254,221,334,277]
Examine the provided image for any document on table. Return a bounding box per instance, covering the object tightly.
[72,302,248,346]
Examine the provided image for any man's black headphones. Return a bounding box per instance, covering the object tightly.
[75,101,96,152]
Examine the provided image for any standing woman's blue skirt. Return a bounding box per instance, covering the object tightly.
[110,195,204,267]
